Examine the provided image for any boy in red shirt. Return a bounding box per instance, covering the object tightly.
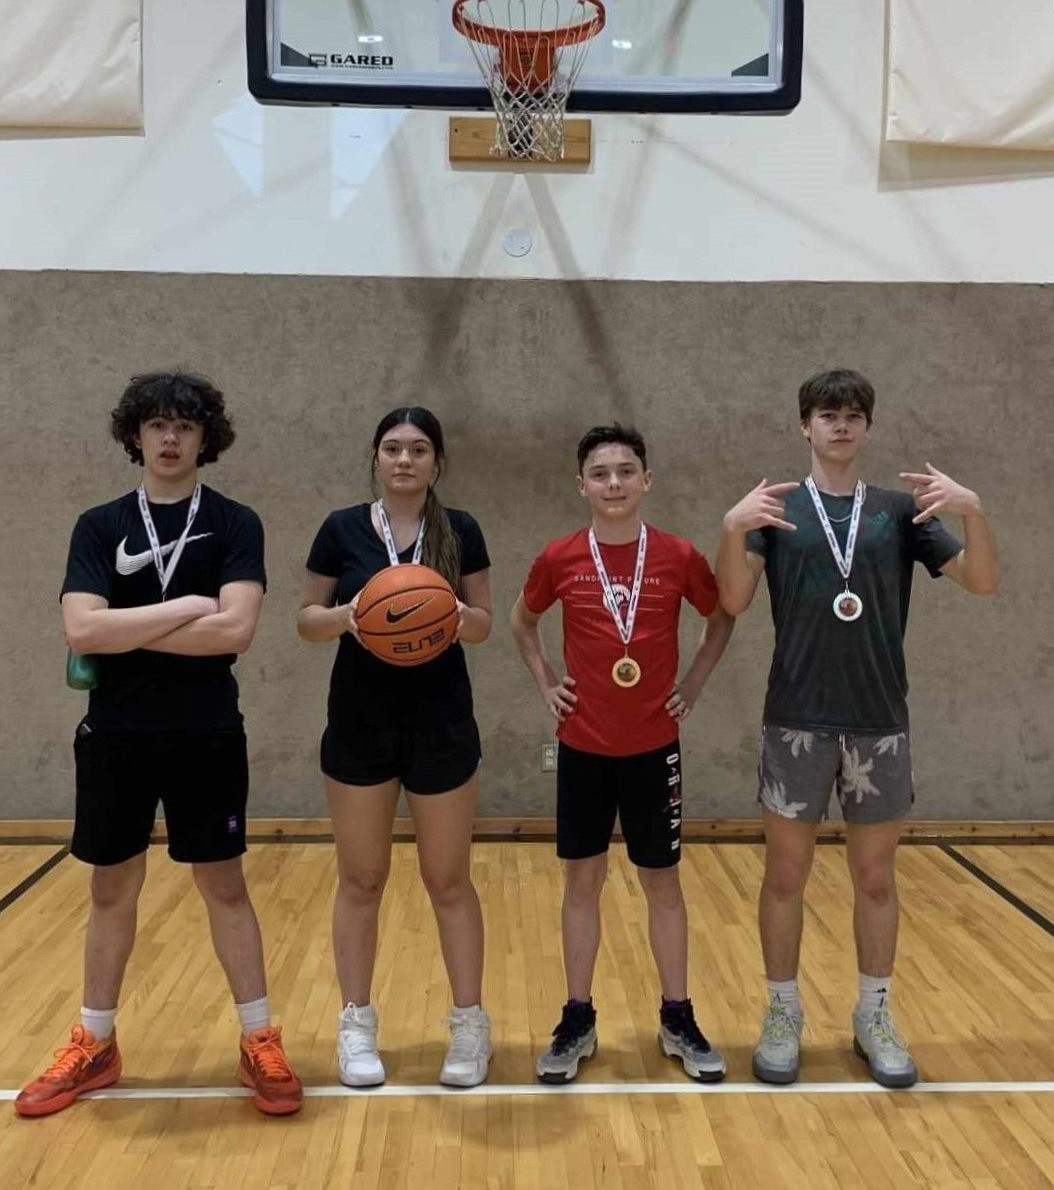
[510,425,734,1083]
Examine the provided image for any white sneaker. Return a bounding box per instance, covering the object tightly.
[337,1003,385,1087]
[440,1006,492,1087]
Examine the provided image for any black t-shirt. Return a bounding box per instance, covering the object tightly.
[746,483,961,733]
[62,485,266,732]
[306,503,490,729]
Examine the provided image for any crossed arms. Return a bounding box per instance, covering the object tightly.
[61,582,264,657]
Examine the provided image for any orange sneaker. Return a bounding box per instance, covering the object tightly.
[15,1025,121,1118]
[238,1026,303,1116]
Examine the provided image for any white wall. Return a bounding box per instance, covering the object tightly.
[2,0,1054,282]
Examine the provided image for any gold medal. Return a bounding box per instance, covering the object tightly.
[589,524,648,690]
[612,656,642,688]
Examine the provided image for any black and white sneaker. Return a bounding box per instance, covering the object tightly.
[535,1000,597,1084]
[658,1000,727,1083]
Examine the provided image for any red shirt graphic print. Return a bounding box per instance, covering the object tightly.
[522,525,718,757]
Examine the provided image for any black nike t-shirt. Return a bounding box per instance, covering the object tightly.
[306,504,490,729]
[62,485,266,732]
[746,483,961,733]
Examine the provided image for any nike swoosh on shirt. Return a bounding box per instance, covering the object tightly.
[385,599,431,624]
[115,533,213,576]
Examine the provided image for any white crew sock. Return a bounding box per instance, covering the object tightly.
[766,979,801,1016]
[856,973,892,1016]
[236,995,271,1035]
[80,1006,117,1041]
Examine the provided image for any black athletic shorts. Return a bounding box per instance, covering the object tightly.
[71,723,249,867]
[556,739,683,869]
[321,715,481,795]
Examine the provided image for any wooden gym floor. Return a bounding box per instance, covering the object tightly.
[0,838,1052,1189]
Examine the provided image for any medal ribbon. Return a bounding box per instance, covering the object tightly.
[136,483,202,600]
[804,477,865,585]
[587,524,648,649]
[376,500,424,566]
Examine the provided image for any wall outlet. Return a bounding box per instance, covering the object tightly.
[541,744,557,772]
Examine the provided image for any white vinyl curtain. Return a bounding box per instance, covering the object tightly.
[886,0,1054,150]
[0,0,141,129]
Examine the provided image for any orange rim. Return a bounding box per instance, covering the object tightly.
[452,1,606,91]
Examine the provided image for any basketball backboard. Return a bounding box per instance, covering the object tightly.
[246,1,803,115]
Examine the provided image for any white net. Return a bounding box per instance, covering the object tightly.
[453,1,606,162]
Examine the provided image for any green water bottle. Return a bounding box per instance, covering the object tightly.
[66,648,99,691]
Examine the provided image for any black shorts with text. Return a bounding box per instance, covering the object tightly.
[72,723,249,867]
[556,740,683,869]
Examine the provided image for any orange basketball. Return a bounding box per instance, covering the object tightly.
[355,564,459,667]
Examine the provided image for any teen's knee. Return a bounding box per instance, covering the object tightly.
[419,861,472,909]
[335,862,389,906]
[762,853,812,902]
[636,864,683,909]
[90,857,146,909]
[193,859,249,909]
[563,855,607,904]
[850,856,896,905]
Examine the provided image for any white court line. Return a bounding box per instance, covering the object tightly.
[2,1080,1054,1102]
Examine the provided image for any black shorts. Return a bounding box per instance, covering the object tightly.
[321,716,481,795]
[556,739,683,869]
[71,723,249,867]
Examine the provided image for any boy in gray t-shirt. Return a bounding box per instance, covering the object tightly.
[717,368,998,1089]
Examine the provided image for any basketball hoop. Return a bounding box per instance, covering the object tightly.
[452,1,606,162]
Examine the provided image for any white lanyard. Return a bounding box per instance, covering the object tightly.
[804,477,865,583]
[376,500,424,566]
[136,483,202,600]
[587,524,648,648]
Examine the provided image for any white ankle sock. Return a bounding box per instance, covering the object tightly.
[236,995,271,1035]
[80,1006,116,1041]
[856,973,891,1016]
[766,979,801,1016]
[450,1004,484,1018]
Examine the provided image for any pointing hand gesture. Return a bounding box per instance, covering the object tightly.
[899,463,981,524]
[723,479,800,535]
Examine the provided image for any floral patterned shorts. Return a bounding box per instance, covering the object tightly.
[757,725,915,825]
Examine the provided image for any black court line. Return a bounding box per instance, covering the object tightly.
[941,845,1054,940]
[0,847,69,916]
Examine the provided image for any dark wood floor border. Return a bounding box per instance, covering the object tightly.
[1,819,1052,845]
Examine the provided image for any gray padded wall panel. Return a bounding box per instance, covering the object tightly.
[0,273,1046,820]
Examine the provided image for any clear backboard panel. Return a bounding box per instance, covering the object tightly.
[246,1,803,115]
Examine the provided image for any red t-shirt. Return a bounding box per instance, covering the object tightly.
[522,524,719,757]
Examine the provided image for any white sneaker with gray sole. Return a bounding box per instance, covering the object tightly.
[338,1002,385,1087]
[751,1001,804,1085]
[440,1006,492,1087]
[852,1007,918,1088]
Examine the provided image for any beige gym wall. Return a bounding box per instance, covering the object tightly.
[0,271,1044,821]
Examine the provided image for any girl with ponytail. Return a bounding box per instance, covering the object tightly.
[297,407,493,1090]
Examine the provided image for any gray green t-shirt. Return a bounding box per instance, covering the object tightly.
[745,483,961,734]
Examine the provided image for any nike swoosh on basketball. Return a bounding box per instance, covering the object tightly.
[115,533,213,576]
[385,599,431,624]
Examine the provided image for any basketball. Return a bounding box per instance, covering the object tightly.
[355,564,459,667]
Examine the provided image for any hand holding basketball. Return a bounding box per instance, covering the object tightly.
[346,593,362,644]
[724,478,799,534]
[354,564,459,667]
